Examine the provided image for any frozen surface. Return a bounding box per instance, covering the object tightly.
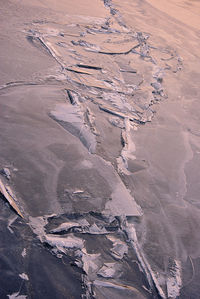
[0,0,200,298]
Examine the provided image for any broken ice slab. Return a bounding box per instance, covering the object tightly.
[71,31,140,55]
[85,107,99,136]
[69,72,112,90]
[104,184,142,217]
[71,39,101,52]
[125,158,149,174]
[151,81,162,91]
[65,66,94,75]
[167,259,182,299]
[50,102,97,153]
[76,64,102,70]
[107,235,128,259]
[99,104,142,123]
[0,179,24,218]
[0,168,11,180]
[108,117,125,129]
[44,234,84,250]
[97,263,122,278]
[140,109,154,123]
[115,58,137,73]
[93,279,145,294]
[93,280,147,299]
[82,250,101,277]
[121,72,143,86]
[50,221,81,233]
[50,221,110,235]
[83,223,109,234]
[31,36,65,68]
[98,41,139,55]
[120,67,137,73]
[100,91,140,115]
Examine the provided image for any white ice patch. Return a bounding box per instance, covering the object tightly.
[19,273,29,281]
[7,292,27,299]
[21,248,26,258]
[7,215,18,234]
